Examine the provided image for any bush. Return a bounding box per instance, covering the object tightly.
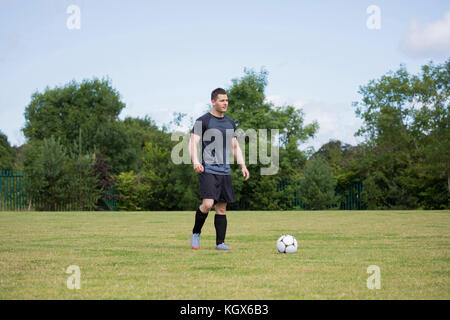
[116,171,151,211]
[297,157,338,210]
[23,136,100,210]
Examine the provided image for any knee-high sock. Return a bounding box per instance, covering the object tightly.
[192,207,208,234]
[214,214,227,245]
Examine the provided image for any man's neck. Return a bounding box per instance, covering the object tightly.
[210,109,224,118]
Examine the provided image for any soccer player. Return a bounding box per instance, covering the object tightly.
[189,88,250,250]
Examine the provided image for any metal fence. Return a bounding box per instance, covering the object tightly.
[0,170,28,210]
[229,179,365,211]
[1,169,363,211]
[282,179,364,210]
[0,170,118,211]
[338,180,364,210]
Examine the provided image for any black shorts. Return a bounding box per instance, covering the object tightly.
[198,172,236,204]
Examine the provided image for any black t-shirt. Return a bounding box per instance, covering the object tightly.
[191,112,237,175]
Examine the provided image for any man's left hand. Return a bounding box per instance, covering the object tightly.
[241,166,250,181]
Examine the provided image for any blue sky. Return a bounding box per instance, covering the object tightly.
[1,0,449,150]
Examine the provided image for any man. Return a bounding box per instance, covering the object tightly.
[189,88,249,251]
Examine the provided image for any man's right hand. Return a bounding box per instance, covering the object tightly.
[193,163,204,173]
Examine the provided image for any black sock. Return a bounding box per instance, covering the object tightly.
[192,207,208,234]
[214,214,227,245]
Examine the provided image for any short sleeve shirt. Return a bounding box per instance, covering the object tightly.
[191,112,237,175]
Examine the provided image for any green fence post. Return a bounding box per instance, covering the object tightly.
[0,170,3,211]
[0,170,2,210]
[13,169,16,210]
[9,170,12,210]
[7,170,10,210]
[11,169,14,210]
[20,170,24,210]
[351,185,354,210]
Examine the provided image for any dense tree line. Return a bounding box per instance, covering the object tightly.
[0,60,448,210]
[353,60,449,209]
[0,131,16,169]
[307,59,449,209]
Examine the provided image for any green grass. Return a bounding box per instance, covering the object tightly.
[0,210,449,299]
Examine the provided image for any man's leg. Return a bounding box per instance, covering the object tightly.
[214,202,231,250]
[199,198,214,216]
[193,198,214,234]
[191,198,214,249]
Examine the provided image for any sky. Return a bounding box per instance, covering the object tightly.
[1,0,449,151]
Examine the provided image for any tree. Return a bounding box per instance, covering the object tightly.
[119,116,173,172]
[66,153,102,210]
[23,136,100,210]
[141,140,199,210]
[225,68,319,209]
[23,137,71,210]
[92,153,114,190]
[353,59,449,209]
[92,121,135,174]
[0,131,15,169]
[312,139,363,202]
[23,77,127,171]
[115,171,150,211]
[116,137,200,211]
[297,157,338,210]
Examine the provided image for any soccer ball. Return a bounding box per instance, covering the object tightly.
[276,234,298,254]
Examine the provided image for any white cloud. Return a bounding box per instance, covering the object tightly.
[265,95,364,151]
[402,11,450,58]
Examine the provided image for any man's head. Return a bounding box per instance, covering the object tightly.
[211,88,228,114]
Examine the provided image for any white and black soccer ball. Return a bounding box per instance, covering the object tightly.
[276,234,298,254]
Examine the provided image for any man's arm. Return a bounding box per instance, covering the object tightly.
[232,137,250,180]
[189,133,204,173]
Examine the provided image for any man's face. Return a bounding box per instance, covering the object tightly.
[212,94,228,113]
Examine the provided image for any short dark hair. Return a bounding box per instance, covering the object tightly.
[211,88,227,101]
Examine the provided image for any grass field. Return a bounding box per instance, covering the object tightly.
[0,210,449,299]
